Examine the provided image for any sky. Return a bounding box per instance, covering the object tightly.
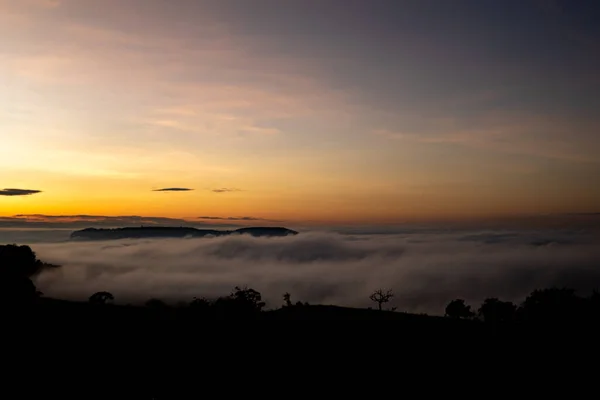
[2,0,599,226]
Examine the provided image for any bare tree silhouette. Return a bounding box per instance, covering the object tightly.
[369,289,394,311]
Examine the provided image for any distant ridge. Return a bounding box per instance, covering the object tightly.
[70,226,298,241]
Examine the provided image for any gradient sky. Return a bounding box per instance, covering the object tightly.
[1,0,599,224]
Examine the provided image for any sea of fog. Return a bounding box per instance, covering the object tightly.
[3,228,600,315]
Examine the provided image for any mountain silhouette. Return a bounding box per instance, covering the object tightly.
[70,226,298,240]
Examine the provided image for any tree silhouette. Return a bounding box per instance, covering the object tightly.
[213,286,266,316]
[445,299,474,319]
[89,291,114,305]
[478,298,516,324]
[521,287,583,322]
[0,244,59,305]
[283,292,292,307]
[231,286,266,311]
[369,289,394,311]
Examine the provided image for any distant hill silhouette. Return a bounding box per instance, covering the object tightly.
[70,226,298,240]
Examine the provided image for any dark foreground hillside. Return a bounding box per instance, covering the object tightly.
[9,295,598,337]
[6,297,567,396]
[8,291,600,388]
[14,297,479,329]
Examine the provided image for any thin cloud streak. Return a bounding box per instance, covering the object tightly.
[153,188,194,192]
[211,188,242,193]
[0,188,42,196]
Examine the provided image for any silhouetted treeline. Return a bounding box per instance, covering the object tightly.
[445,288,600,330]
[3,244,600,331]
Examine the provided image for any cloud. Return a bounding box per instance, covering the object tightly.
[31,229,600,315]
[211,188,241,193]
[153,188,194,192]
[373,111,600,164]
[0,188,42,196]
[0,214,238,229]
[199,216,265,221]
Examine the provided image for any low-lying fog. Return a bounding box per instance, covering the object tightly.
[21,229,600,315]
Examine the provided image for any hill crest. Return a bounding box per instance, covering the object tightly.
[70,226,298,240]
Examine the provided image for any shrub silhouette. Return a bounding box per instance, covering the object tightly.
[478,298,516,324]
[89,291,114,305]
[445,299,474,319]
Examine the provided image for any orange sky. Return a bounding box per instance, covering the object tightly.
[1,0,599,225]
